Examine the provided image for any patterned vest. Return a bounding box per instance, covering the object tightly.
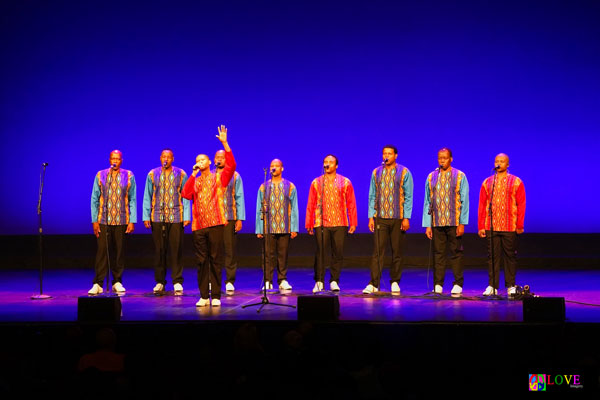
[264,179,292,234]
[374,165,407,219]
[313,174,350,227]
[428,168,463,227]
[97,168,133,225]
[149,167,186,223]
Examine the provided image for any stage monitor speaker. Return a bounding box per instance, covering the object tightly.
[78,296,122,322]
[297,295,339,321]
[522,297,565,322]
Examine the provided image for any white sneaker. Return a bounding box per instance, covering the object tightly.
[363,284,379,294]
[211,298,221,307]
[88,284,103,295]
[262,281,273,290]
[451,285,463,295]
[196,298,210,307]
[483,286,498,296]
[225,282,235,292]
[312,281,324,293]
[391,282,401,294]
[434,284,443,294]
[330,281,340,291]
[153,283,164,293]
[112,282,126,293]
[507,286,517,296]
[279,280,292,290]
[173,283,183,294]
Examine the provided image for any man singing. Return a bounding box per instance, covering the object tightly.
[255,159,298,291]
[305,155,357,292]
[363,145,413,295]
[181,126,236,307]
[422,148,469,295]
[478,153,526,296]
[89,150,136,295]
[142,149,191,294]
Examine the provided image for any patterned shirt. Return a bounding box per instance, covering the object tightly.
[91,168,137,225]
[255,179,299,234]
[142,166,190,223]
[368,164,414,219]
[305,174,357,229]
[478,173,526,232]
[181,151,236,231]
[422,168,469,227]
[213,170,245,221]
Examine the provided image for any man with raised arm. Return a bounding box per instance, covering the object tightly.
[181,126,236,307]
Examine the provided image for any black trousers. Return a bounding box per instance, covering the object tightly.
[93,224,127,286]
[432,226,464,287]
[313,226,346,283]
[486,230,518,288]
[151,222,184,285]
[193,225,224,299]
[223,220,238,284]
[262,234,290,284]
[369,218,405,287]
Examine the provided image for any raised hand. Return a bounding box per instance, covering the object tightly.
[217,125,227,143]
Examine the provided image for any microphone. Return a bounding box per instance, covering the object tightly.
[193,165,199,171]
[382,158,388,165]
[324,165,329,170]
[494,165,500,170]
[271,168,276,174]
[163,161,168,167]
[111,163,117,168]
[215,162,221,168]
[42,162,49,167]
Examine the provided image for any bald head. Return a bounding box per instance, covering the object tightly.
[109,150,123,170]
[195,154,211,172]
[494,153,510,173]
[270,158,283,177]
[214,150,226,169]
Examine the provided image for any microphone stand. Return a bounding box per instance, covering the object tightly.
[160,166,169,294]
[243,168,295,312]
[373,162,384,293]
[486,167,503,299]
[318,165,327,292]
[102,168,118,297]
[32,163,51,300]
[423,167,440,297]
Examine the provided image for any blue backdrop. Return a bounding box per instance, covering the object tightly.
[2,0,598,234]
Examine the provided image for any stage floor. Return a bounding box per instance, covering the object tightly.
[1,267,599,323]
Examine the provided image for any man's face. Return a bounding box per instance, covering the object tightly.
[270,160,283,177]
[160,150,174,169]
[495,154,509,173]
[214,150,226,169]
[196,154,211,171]
[109,151,122,170]
[382,148,397,165]
[323,156,338,174]
[438,150,452,170]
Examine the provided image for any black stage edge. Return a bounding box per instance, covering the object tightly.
[2,233,600,269]
[0,320,597,398]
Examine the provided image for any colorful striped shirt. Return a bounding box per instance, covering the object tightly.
[422,168,469,227]
[478,173,526,232]
[368,164,413,219]
[212,170,245,221]
[91,168,137,225]
[181,151,236,231]
[305,174,357,229]
[255,179,299,234]
[142,166,190,223]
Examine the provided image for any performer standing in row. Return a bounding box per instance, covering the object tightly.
[255,159,298,291]
[89,150,137,295]
[364,145,413,294]
[213,150,246,293]
[305,155,357,293]
[142,149,191,294]
[478,153,526,296]
[422,148,469,295]
[181,126,236,307]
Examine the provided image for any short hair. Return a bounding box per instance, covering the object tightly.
[383,145,398,154]
[438,147,452,157]
[323,154,339,165]
[271,158,283,167]
[161,148,174,155]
